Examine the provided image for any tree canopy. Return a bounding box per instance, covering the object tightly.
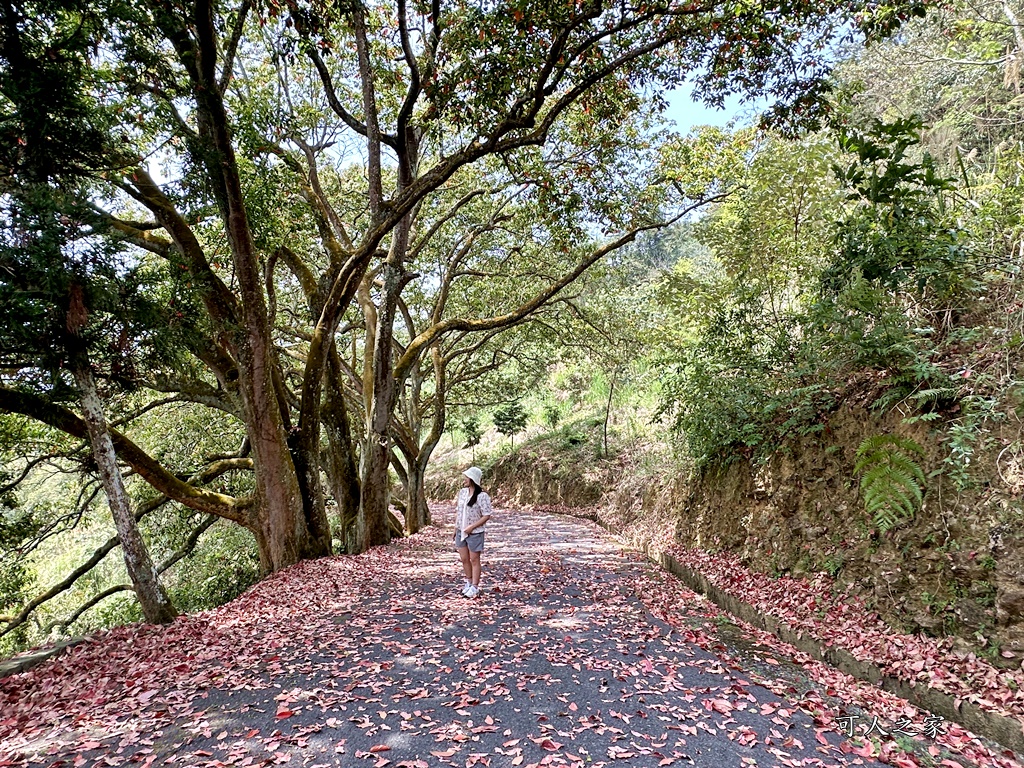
[0,0,935,643]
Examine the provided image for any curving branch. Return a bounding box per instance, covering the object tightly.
[0,387,253,522]
[0,453,64,497]
[89,206,173,257]
[42,513,219,635]
[142,376,238,415]
[432,202,519,324]
[263,142,351,270]
[0,454,248,640]
[408,186,499,262]
[204,436,250,463]
[119,168,241,328]
[274,244,320,304]
[1,529,127,640]
[107,391,231,429]
[299,39,398,148]
[395,0,421,132]
[392,203,709,385]
[219,0,252,94]
[294,137,354,253]
[24,481,103,553]
[352,5,384,217]
[49,584,133,634]
[358,7,714,255]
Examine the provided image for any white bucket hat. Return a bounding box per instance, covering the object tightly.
[462,466,483,486]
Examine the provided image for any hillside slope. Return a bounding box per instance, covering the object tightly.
[428,401,1024,667]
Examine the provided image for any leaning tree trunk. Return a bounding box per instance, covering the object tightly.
[405,457,431,534]
[359,258,404,551]
[72,358,177,625]
[322,365,362,553]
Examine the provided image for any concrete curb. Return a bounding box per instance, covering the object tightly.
[541,506,1024,758]
[0,638,84,680]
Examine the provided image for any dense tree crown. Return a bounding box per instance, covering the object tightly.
[0,0,935,642]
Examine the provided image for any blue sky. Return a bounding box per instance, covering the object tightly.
[658,84,766,132]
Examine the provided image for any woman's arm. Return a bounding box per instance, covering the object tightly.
[464,515,491,534]
[463,494,492,533]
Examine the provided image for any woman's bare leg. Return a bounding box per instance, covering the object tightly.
[469,550,482,586]
[458,546,473,582]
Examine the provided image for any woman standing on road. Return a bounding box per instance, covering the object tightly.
[455,466,492,598]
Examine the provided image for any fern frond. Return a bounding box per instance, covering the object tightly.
[909,387,957,404]
[855,434,927,533]
[885,456,926,487]
[874,507,900,534]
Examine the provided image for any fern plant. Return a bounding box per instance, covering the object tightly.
[854,434,926,534]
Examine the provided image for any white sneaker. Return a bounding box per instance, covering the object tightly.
[465,585,480,598]
[462,583,475,597]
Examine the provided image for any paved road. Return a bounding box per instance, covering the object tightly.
[3,506,919,767]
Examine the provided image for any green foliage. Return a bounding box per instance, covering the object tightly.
[0,186,188,397]
[542,405,561,430]
[942,393,1001,491]
[654,102,1013,479]
[461,416,483,449]
[655,134,845,469]
[0,0,122,183]
[854,435,926,534]
[493,402,528,447]
[91,593,143,629]
[0,501,38,654]
[823,117,972,296]
[165,521,261,614]
[823,553,844,578]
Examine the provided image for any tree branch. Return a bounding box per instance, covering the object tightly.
[43,513,219,635]
[89,206,173,257]
[353,5,384,216]
[0,387,253,522]
[119,168,241,327]
[300,41,398,148]
[396,0,422,156]
[0,450,249,640]
[393,209,692,384]
[218,0,252,94]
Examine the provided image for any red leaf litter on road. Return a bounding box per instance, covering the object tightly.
[664,546,1024,721]
[2,504,1023,768]
[537,503,1024,768]
[632,544,1024,768]
[0,538,407,763]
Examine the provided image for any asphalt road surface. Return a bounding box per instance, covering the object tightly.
[3,505,925,767]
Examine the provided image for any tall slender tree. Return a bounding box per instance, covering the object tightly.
[0,191,178,624]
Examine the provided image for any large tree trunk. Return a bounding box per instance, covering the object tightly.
[235,337,322,571]
[72,359,177,625]
[405,458,430,534]
[168,9,333,573]
[359,271,400,550]
[322,361,362,553]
